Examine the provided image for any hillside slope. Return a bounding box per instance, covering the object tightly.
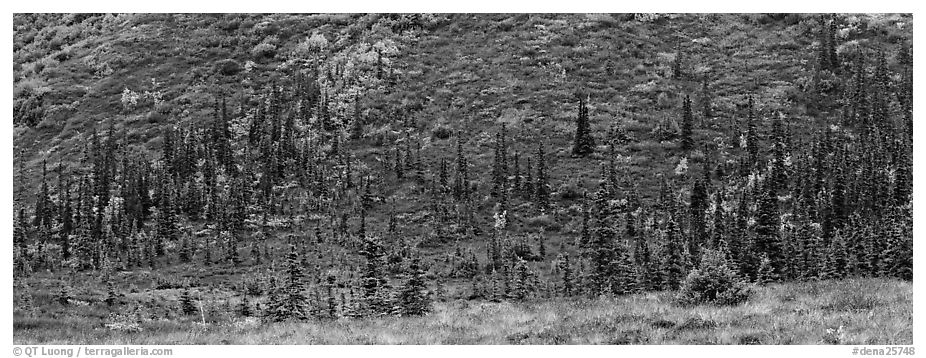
[12,13,913,344]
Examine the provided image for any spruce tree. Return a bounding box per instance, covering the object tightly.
[534,141,549,211]
[15,280,35,316]
[557,252,574,297]
[754,184,783,276]
[511,258,534,300]
[701,80,712,119]
[238,295,252,317]
[821,231,849,280]
[264,245,311,321]
[581,189,618,296]
[756,253,778,285]
[491,125,508,199]
[180,288,198,315]
[56,283,73,306]
[359,235,389,315]
[572,94,594,156]
[662,218,687,290]
[680,95,695,151]
[452,137,470,201]
[395,257,431,316]
[105,280,119,307]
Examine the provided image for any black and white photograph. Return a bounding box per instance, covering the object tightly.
[8,8,916,352]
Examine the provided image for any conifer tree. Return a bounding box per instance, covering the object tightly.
[689,171,709,262]
[105,280,119,307]
[522,157,534,199]
[452,137,470,201]
[769,118,789,193]
[744,96,760,173]
[701,80,712,119]
[489,269,502,302]
[680,95,695,151]
[850,49,869,127]
[180,288,198,315]
[491,125,508,199]
[556,252,574,297]
[672,43,683,79]
[264,245,310,321]
[821,231,848,280]
[349,99,363,140]
[879,212,912,281]
[395,256,430,316]
[534,141,549,211]
[511,258,534,300]
[238,295,252,317]
[756,253,778,285]
[572,94,594,156]
[581,190,618,295]
[662,218,687,290]
[893,147,911,206]
[754,184,783,275]
[15,280,35,316]
[359,235,390,315]
[179,233,191,263]
[511,152,521,194]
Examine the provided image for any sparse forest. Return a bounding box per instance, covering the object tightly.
[12,13,912,344]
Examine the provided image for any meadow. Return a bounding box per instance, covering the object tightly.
[14,278,912,345]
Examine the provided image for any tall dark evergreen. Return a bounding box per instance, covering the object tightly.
[754,184,783,278]
[358,235,390,315]
[265,245,310,321]
[395,256,430,316]
[572,94,594,156]
[534,141,549,211]
[680,95,694,151]
[661,218,687,290]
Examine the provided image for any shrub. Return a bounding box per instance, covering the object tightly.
[676,248,752,306]
[431,125,452,140]
[251,43,277,60]
[215,59,243,76]
[293,32,328,58]
[555,180,583,201]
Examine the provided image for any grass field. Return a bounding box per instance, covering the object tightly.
[13,278,911,345]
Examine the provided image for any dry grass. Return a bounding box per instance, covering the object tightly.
[14,278,911,345]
